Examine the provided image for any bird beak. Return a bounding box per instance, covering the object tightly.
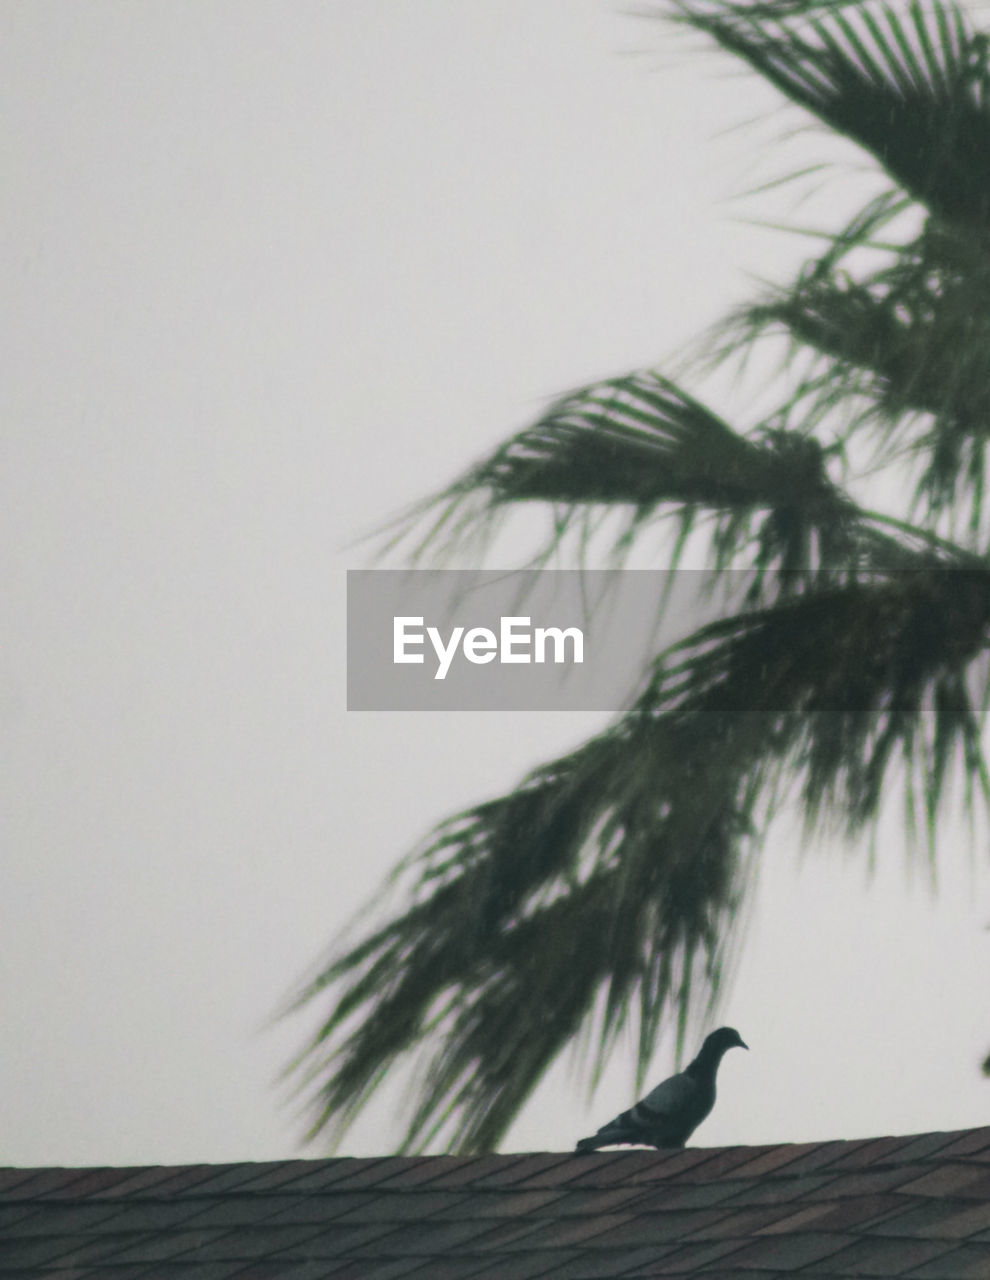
[739,1038,749,1050]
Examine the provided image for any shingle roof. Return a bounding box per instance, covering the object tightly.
[3,1126,990,1279]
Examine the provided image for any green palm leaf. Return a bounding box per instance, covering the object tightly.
[398,370,859,582]
[461,373,830,511]
[658,568,990,830]
[295,563,990,1152]
[673,0,990,227]
[726,210,990,526]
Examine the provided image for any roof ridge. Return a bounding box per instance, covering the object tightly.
[3,1125,989,1194]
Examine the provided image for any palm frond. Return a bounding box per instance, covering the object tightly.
[295,562,990,1151]
[671,0,990,228]
[391,370,861,586]
[292,695,766,1152]
[434,373,815,509]
[724,211,990,529]
[655,568,990,832]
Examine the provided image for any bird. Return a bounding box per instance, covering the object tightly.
[574,1026,748,1153]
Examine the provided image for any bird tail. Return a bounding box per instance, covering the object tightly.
[574,1135,602,1154]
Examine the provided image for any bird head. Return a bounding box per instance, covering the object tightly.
[705,1027,748,1055]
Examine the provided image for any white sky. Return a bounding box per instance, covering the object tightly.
[3,1,990,1168]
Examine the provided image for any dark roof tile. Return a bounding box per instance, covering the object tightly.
[0,1168,54,1194]
[629,1177,755,1210]
[586,1207,736,1248]
[763,1139,871,1176]
[258,1190,383,1225]
[888,1131,970,1163]
[83,1163,199,1197]
[809,1235,954,1276]
[74,1197,213,1232]
[749,1201,849,1234]
[927,1200,990,1239]
[0,1233,94,1269]
[575,1148,716,1189]
[708,1229,855,1270]
[150,1164,255,1196]
[676,1204,805,1240]
[935,1132,990,1161]
[0,1168,91,1199]
[486,1210,635,1250]
[187,1264,299,1280]
[148,1223,331,1263]
[179,1191,350,1227]
[820,1167,923,1198]
[0,1204,40,1234]
[369,1155,499,1190]
[555,1186,661,1215]
[721,1173,836,1206]
[270,1157,398,1193]
[316,1261,428,1280]
[671,1147,773,1181]
[898,1164,990,1198]
[254,1219,399,1259]
[163,1163,294,1197]
[535,1246,681,1278]
[447,1254,574,1280]
[724,1146,811,1179]
[328,1189,469,1224]
[469,1154,582,1188]
[907,1242,990,1278]
[22,1267,157,1280]
[79,1226,225,1265]
[364,1217,514,1256]
[824,1135,920,1170]
[627,1236,753,1275]
[225,1265,339,1280]
[868,1197,990,1240]
[0,1273,83,1280]
[0,1202,120,1235]
[217,1160,335,1194]
[455,1216,549,1251]
[37,1167,146,1199]
[684,1273,790,1280]
[757,1193,905,1234]
[429,1189,563,1219]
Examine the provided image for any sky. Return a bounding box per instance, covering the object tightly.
[3,0,990,1169]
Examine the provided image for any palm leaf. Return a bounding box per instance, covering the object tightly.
[295,558,990,1152]
[657,567,990,832]
[672,0,990,228]
[464,373,787,508]
[394,370,862,586]
[291,691,766,1152]
[726,211,990,527]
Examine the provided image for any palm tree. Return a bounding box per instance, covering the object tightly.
[291,0,990,1152]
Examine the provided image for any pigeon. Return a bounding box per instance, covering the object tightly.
[575,1026,748,1152]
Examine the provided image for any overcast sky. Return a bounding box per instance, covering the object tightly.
[4,1,990,1169]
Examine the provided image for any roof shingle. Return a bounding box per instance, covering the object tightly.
[3,1125,990,1278]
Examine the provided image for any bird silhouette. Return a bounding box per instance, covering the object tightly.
[575,1027,748,1152]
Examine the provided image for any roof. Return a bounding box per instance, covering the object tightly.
[2,1127,990,1279]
